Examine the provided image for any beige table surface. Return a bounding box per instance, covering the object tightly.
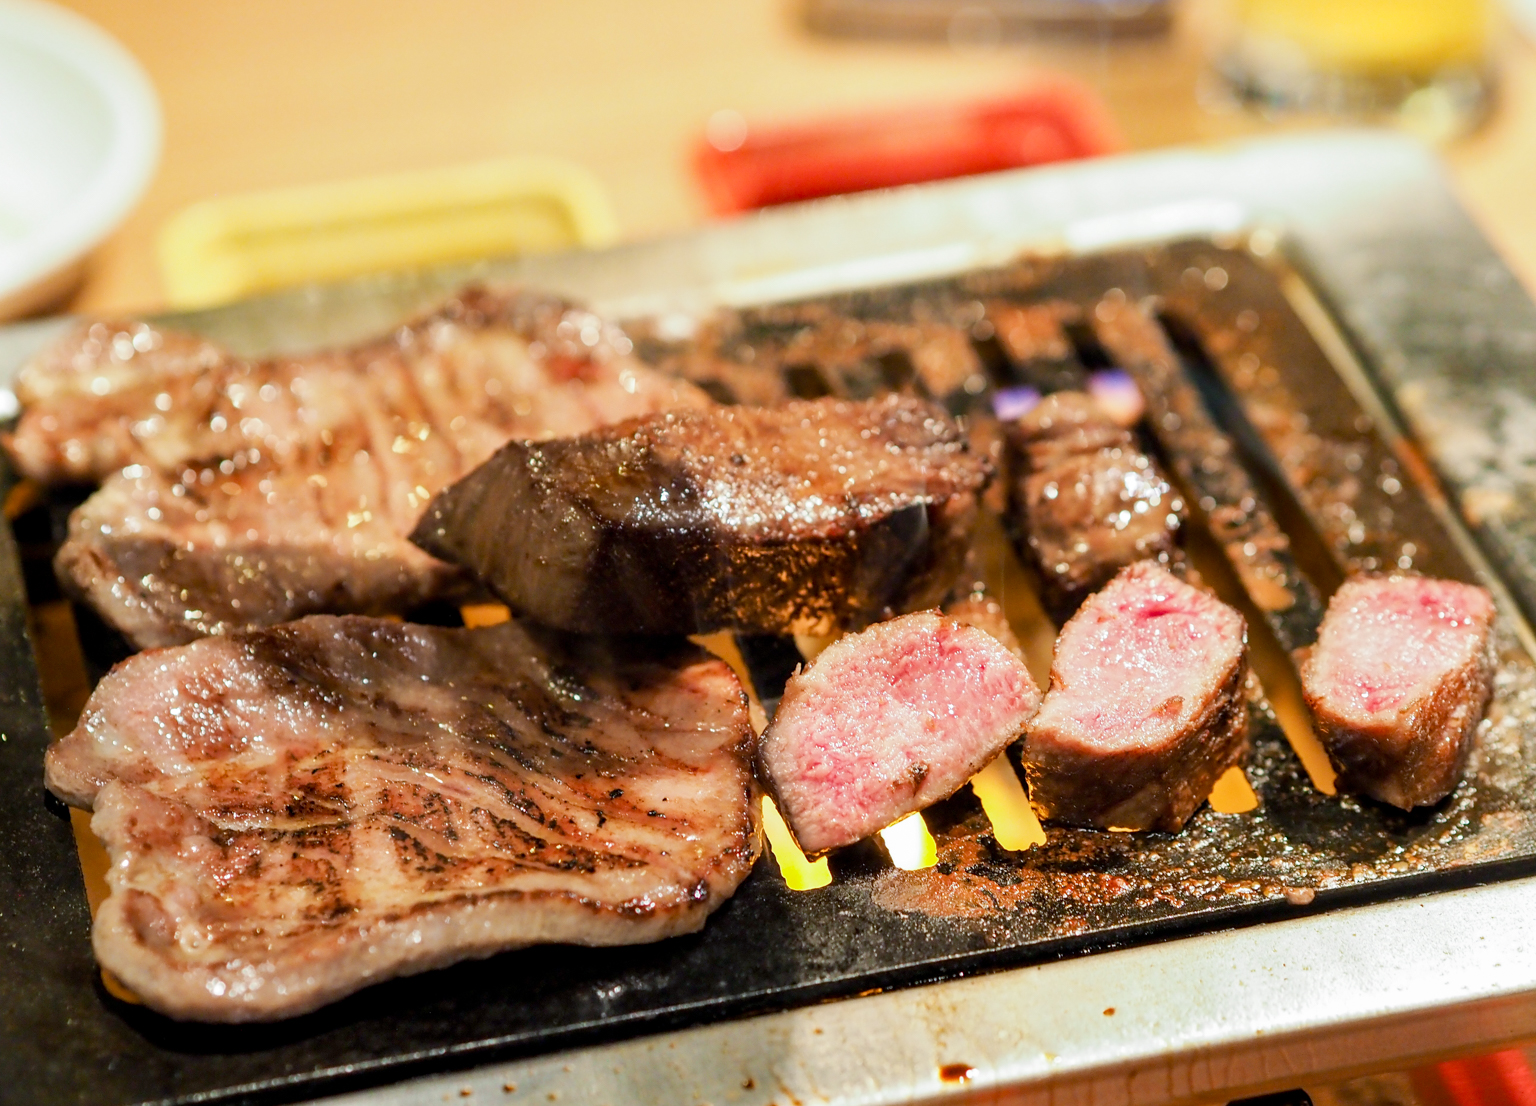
[50,0,1536,317]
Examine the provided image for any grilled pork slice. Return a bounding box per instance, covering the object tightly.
[412,394,991,635]
[47,290,707,648]
[757,610,1040,856]
[44,615,757,1022]
[1023,561,1249,832]
[1006,392,1183,621]
[1301,575,1495,809]
[6,286,693,486]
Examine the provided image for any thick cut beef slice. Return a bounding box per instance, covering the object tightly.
[1023,561,1249,832]
[412,394,990,635]
[1006,392,1183,620]
[44,615,757,1022]
[1301,574,1495,809]
[47,288,707,648]
[757,610,1040,856]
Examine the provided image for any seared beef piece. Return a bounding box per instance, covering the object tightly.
[6,286,689,486]
[1023,561,1249,832]
[412,394,990,635]
[1006,392,1183,620]
[45,290,707,648]
[45,615,757,1022]
[1301,575,1495,809]
[757,609,1040,856]
[57,463,468,648]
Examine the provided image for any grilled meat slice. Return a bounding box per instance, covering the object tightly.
[1301,575,1495,809]
[56,461,469,648]
[412,394,991,635]
[44,615,757,1022]
[1023,561,1249,832]
[44,289,707,648]
[1006,392,1183,621]
[6,287,693,485]
[758,610,1040,856]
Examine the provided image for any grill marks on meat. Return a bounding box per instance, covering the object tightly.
[758,610,1040,856]
[412,394,991,635]
[40,289,708,647]
[1301,575,1495,809]
[44,615,757,1021]
[1023,562,1249,832]
[8,288,683,484]
[1006,392,1184,621]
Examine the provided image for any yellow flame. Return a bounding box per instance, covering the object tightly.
[1208,765,1260,813]
[460,603,511,628]
[879,811,938,870]
[760,796,831,890]
[968,756,1046,850]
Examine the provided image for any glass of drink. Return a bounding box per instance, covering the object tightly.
[1208,0,1497,140]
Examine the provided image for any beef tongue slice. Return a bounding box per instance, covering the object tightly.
[46,288,707,648]
[757,609,1040,856]
[1006,392,1184,621]
[1301,574,1495,809]
[44,614,757,1022]
[1023,560,1249,832]
[411,394,991,635]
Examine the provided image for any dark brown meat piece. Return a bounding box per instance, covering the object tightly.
[1006,392,1183,620]
[758,610,1040,856]
[41,289,708,648]
[1301,574,1495,809]
[44,615,757,1021]
[412,394,990,635]
[1022,561,1249,832]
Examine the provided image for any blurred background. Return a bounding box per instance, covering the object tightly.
[9,0,1536,316]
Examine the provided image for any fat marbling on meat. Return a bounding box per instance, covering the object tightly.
[757,609,1040,856]
[37,288,708,648]
[44,615,757,1021]
[1301,574,1495,809]
[411,394,991,635]
[1006,391,1183,621]
[1022,561,1249,832]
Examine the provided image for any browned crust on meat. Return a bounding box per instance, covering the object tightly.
[1024,647,1250,832]
[1303,629,1495,810]
[46,616,758,1021]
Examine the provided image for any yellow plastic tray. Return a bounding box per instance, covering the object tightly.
[157,155,618,309]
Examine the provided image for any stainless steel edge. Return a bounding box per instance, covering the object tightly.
[306,875,1536,1106]
[6,130,1535,1103]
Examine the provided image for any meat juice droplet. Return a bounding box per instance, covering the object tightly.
[939,1063,976,1083]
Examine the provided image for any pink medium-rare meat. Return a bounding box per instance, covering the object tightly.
[757,610,1040,856]
[44,615,757,1022]
[45,289,708,648]
[1022,561,1249,832]
[1301,575,1495,809]
[5,286,696,485]
[411,394,991,636]
[1006,392,1183,621]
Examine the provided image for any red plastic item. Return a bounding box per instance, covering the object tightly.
[692,77,1122,216]
[1411,1050,1536,1106]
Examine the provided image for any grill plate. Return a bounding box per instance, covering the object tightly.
[4,202,1536,1106]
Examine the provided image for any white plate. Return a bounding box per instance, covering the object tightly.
[0,0,159,319]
